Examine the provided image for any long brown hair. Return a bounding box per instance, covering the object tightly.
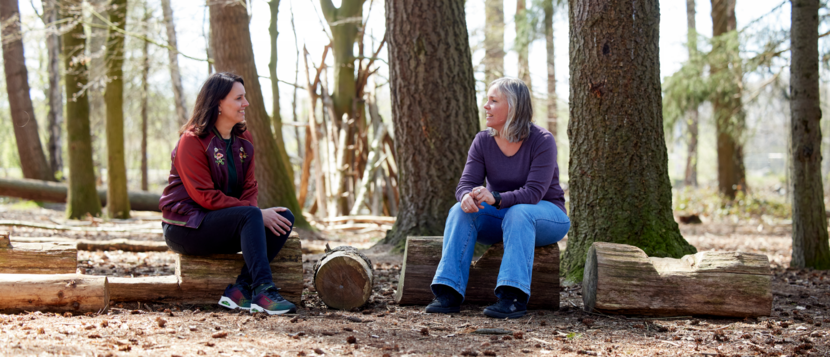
[180,72,247,137]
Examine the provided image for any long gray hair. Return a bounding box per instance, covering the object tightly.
[486,78,533,143]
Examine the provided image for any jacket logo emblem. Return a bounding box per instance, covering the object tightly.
[239,147,248,163]
[214,147,225,165]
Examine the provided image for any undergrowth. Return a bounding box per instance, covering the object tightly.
[672,185,792,221]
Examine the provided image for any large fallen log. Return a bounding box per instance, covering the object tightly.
[108,276,181,302]
[0,274,109,314]
[177,234,303,304]
[0,177,161,211]
[0,232,77,274]
[12,237,168,252]
[313,246,373,310]
[582,242,772,318]
[394,236,559,309]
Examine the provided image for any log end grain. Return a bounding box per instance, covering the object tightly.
[314,250,373,310]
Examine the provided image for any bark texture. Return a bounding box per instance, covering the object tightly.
[209,0,309,229]
[711,0,746,199]
[684,0,699,187]
[790,0,830,269]
[383,0,480,248]
[0,274,109,314]
[62,0,103,218]
[484,0,505,85]
[105,0,130,219]
[544,0,557,137]
[515,0,532,91]
[562,0,696,281]
[161,0,188,125]
[0,233,77,274]
[42,0,63,177]
[0,0,54,181]
[319,0,362,122]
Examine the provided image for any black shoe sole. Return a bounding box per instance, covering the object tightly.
[483,308,526,319]
[425,305,460,314]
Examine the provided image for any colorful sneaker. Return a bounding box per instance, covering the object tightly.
[218,283,252,310]
[250,284,297,315]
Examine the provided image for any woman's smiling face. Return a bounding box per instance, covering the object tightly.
[484,85,508,132]
[218,82,248,125]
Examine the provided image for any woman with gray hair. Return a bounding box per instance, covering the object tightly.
[426,78,569,319]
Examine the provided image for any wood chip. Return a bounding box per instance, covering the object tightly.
[211,331,227,338]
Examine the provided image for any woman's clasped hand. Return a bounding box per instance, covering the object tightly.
[261,207,293,235]
[461,186,495,213]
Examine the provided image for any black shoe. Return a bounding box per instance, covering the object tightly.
[483,287,528,319]
[425,285,462,314]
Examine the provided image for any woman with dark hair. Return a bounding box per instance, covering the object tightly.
[425,78,570,319]
[159,72,296,315]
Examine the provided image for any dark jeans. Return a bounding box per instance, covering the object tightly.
[163,206,294,288]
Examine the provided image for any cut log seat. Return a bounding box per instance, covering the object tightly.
[0,232,77,274]
[313,246,374,310]
[0,274,108,314]
[176,234,303,304]
[394,236,560,310]
[582,242,772,318]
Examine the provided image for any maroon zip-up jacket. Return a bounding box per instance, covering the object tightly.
[159,128,258,228]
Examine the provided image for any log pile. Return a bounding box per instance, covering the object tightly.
[394,236,560,309]
[0,274,109,314]
[0,232,77,274]
[313,246,373,310]
[582,242,772,318]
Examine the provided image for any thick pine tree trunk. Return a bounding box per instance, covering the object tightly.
[544,0,557,138]
[684,0,699,187]
[268,0,295,179]
[160,0,188,125]
[104,0,130,219]
[484,0,505,85]
[790,0,830,269]
[561,0,697,281]
[42,0,63,178]
[62,0,102,219]
[383,0,480,248]
[515,0,531,91]
[710,0,746,199]
[209,0,309,229]
[0,0,54,181]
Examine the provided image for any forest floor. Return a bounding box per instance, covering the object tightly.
[0,202,828,356]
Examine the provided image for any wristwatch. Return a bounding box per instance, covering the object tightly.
[492,191,502,209]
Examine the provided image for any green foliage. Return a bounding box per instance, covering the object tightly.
[566,332,582,340]
[673,186,792,220]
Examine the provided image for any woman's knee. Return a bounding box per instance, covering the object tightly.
[279,209,295,225]
[239,206,264,225]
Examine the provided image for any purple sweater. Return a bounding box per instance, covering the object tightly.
[456,124,566,214]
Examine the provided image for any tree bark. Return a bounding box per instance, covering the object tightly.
[161,0,188,125]
[140,4,150,192]
[790,0,830,269]
[561,0,696,281]
[383,0,480,248]
[0,232,77,274]
[42,0,64,178]
[683,0,699,187]
[484,0,505,85]
[0,0,54,181]
[319,0,362,123]
[62,0,103,219]
[544,0,557,138]
[515,0,532,91]
[268,0,295,179]
[104,0,131,219]
[710,0,746,199]
[209,0,309,229]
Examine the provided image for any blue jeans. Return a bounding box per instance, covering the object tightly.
[431,200,570,301]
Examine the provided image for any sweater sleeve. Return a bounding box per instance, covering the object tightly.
[175,133,252,210]
[499,133,556,209]
[238,133,259,207]
[455,133,486,202]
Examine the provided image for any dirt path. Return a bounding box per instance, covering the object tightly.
[0,206,827,356]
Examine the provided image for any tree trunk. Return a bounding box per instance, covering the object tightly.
[561,0,697,281]
[42,0,63,178]
[0,0,54,181]
[684,0,699,187]
[515,0,532,91]
[268,0,295,179]
[209,0,309,229]
[484,0,505,85]
[104,0,130,219]
[161,0,188,125]
[140,4,150,192]
[319,0,362,123]
[710,0,746,199]
[383,0,480,248]
[543,0,557,138]
[62,0,103,219]
[790,0,830,269]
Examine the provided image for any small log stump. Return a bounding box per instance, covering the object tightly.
[0,231,77,274]
[313,246,374,310]
[176,234,303,304]
[0,274,109,313]
[583,242,772,318]
[394,236,560,309]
